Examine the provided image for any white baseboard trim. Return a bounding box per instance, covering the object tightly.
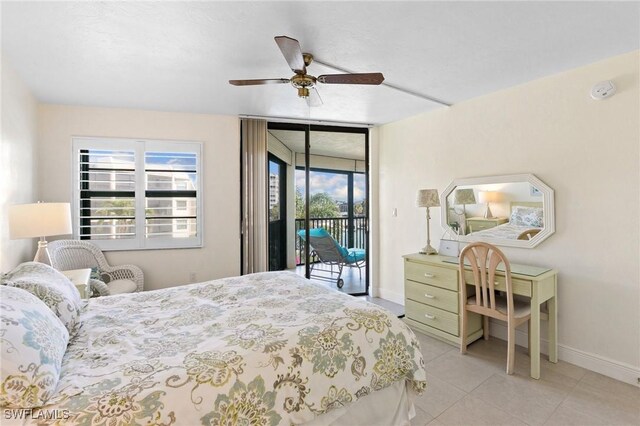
[377,288,404,305]
[489,321,640,387]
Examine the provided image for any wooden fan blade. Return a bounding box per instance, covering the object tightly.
[306,87,323,107]
[229,78,290,86]
[274,36,306,74]
[317,73,384,85]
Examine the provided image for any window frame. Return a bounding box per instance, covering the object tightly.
[72,137,204,251]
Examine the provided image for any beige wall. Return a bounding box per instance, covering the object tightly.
[374,52,639,378]
[38,105,240,290]
[0,57,39,271]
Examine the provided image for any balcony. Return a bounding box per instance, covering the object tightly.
[295,216,367,266]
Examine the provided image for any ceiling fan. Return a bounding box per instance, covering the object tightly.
[229,36,384,106]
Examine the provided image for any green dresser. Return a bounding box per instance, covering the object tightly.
[403,253,483,345]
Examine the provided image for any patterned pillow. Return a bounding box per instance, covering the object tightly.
[0,285,69,408]
[90,266,102,281]
[510,206,544,228]
[2,262,83,337]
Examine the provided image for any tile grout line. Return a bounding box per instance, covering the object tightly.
[539,370,583,425]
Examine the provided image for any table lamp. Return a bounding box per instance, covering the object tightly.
[416,189,440,255]
[453,188,476,214]
[9,202,72,265]
[478,191,500,218]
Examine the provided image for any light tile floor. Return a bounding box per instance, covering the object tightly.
[291,264,366,294]
[410,329,640,426]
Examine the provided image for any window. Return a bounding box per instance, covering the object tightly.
[72,138,203,250]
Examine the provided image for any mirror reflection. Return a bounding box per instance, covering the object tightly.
[446,181,544,241]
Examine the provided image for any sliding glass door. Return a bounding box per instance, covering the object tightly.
[268,154,287,271]
[266,123,369,296]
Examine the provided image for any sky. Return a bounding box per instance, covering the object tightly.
[294,169,365,203]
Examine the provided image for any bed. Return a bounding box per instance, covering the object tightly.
[2,269,426,425]
[470,201,543,240]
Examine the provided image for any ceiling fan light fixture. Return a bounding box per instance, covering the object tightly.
[229,36,384,105]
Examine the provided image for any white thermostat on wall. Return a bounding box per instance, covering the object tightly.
[590,80,616,100]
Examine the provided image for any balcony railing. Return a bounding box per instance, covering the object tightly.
[295,216,367,265]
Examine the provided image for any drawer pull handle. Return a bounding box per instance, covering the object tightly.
[424,293,435,299]
[424,273,435,278]
[424,314,436,320]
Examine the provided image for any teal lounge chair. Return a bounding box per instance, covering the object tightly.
[297,228,366,288]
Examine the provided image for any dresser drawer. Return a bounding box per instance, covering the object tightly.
[463,271,532,297]
[405,260,458,291]
[405,299,459,336]
[468,222,494,231]
[405,280,459,313]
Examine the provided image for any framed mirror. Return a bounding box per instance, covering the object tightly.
[441,174,555,248]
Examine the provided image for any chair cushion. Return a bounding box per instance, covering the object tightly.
[0,286,69,408]
[346,248,366,263]
[108,279,137,294]
[299,228,350,258]
[2,262,83,336]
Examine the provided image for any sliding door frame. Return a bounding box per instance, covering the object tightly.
[266,122,370,296]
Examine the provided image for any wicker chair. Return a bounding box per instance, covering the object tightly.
[48,240,143,296]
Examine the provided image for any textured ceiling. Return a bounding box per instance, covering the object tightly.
[269,130,365,160]
[2,2,639,124]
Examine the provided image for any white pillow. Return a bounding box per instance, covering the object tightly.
[2,262,83,337]
[0,285,69,408]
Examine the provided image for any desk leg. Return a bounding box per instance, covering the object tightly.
[548,277,558,363]
[530,286,541,380]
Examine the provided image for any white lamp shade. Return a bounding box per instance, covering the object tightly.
[478,191,500,203]
[416,189,440,208]
[454,188,476,205]
[9,202,72,239]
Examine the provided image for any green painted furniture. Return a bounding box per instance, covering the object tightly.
[403,253,558,379]
[466,216,509,233]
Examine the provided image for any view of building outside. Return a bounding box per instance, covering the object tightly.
[85,150,197,240]
[269,166,280,222]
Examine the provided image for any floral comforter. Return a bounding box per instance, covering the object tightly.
[36,271,426,425]
[470,223,541,240]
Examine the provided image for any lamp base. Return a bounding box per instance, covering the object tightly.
[483,204,493,219]
[34,239,52,265]
[419,244,438,255]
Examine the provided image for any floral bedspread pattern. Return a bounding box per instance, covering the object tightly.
[37,272,426,425]
[470,223,542,240]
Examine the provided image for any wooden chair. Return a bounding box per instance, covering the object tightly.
[459,242,531,374]
[517,228,541,240]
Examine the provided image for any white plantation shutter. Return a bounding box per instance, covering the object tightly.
[144,151,198,241]
[72,138,202,250]
[78,149,137,242]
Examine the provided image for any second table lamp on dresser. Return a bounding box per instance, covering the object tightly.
[416,189,440,255]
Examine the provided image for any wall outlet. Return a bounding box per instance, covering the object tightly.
[189,272,197,283]
[392,208,398,217]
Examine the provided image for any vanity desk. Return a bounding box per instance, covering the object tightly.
[403,253,558,379]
